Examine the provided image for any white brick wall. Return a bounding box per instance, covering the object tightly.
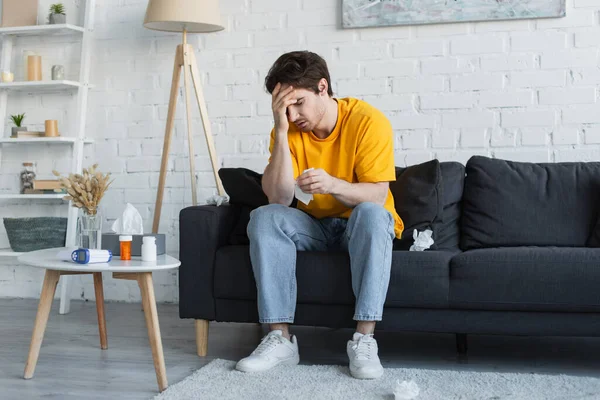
[2,0,600,303]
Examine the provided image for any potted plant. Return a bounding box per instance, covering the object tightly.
[10,113,26,136]
[53,164,114,249]
[49,3,66,24]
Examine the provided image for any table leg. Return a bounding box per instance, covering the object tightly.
[93,272,108,350]
[24,269,61,379]
[137,272,168,392]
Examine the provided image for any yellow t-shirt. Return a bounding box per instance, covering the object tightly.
[268,97,404,239]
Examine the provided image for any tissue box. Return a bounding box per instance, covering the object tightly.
[101,233,165,256]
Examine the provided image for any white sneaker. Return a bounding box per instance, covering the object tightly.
[235,330,300,372]
[347,332,384,379]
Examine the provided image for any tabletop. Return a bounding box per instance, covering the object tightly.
[18,247,181,273]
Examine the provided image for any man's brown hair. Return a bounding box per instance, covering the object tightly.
[264,51,333,97]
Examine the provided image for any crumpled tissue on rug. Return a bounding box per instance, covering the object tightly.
[154,359,600,400]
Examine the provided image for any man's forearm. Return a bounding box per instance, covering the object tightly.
[330,179,388,208]
[262,134,295,205]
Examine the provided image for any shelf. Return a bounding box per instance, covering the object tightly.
[0,80,84,92]
[0,24,84,37]
[0,137,93,144]
[0,194,65,200]
[0,249,23,257]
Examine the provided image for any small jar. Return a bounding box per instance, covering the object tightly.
[1,71,14,82]
[141,236,157,262]
[51,65,64,80]
[119,235,132,260]
[20,162,36,194]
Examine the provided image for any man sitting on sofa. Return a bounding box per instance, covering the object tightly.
[235,51,404,379]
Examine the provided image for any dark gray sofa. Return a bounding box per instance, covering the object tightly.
[179,155,600,356]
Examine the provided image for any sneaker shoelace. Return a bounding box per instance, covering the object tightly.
[254,333,286,355]
[352,335,376,360]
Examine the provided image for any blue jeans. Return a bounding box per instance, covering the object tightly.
[247,202,395,324]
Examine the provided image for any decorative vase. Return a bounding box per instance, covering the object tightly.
[45,120,59,137]
[49,13,66,24]
[20,162,36,194]
[23,50,35,79]
[78,211,102,250]
[51,65,64,80]
[27,55,42,81]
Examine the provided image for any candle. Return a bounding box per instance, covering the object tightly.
[1,71,14,82]
[27,55,42,81]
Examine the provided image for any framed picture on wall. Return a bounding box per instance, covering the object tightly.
[1,0,39,27]
[342,0,566,29]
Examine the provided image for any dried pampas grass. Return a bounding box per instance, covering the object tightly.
[52,164,114,216]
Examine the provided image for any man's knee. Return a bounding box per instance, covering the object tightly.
[348,202,393,237]
[352,202,390,223]
[247,204,290,238]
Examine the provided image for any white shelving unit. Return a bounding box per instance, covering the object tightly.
[0,137,93,144]
[0,80,83,91]
[0,193,65,199]
[0,23,85,37]
[0,1,96,314]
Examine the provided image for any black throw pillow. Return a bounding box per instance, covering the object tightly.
[389,160,443,251]
[218,168,268,208]
[218,168,268,245]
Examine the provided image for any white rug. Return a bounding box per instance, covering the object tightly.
[154,359,600,400]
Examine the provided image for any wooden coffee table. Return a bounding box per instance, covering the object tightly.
[18,247,181,392]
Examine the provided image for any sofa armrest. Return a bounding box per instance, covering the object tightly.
[179,205,237,320]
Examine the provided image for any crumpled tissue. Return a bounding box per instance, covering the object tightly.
[394,379,420,399]
[409,229,434,251]
[111,203,144,235]
[207,194,230,206]
[295,168,314,206]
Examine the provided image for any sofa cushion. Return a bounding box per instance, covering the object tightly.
[213,246,454,309]
[461,156,600,250]
[587,217,600,247]
[450,247,600,312]
[390,160,443,250]
[437,162,465,251]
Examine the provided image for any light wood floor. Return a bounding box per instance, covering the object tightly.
[2,298,600,399]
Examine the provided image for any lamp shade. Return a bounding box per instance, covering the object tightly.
[143,0,224,33]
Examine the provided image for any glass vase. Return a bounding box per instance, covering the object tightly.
[78,211,102,249]
[20,162,36,194]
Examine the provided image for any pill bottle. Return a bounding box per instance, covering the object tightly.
[141,236,157,262]
[119,235,132,260]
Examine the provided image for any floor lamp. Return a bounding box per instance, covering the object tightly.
[144,0,226,234]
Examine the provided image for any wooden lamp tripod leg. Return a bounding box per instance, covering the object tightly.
[182,36,198,206]
[152,45,184,234]
[186,45,225,196]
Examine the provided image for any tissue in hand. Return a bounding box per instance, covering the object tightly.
[409,229,434,251]
[111,203,144,235]
[295,168,314,206]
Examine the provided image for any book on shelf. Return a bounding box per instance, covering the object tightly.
[10,131,45,138]
[23,188,66,195]
[33,180,62,190]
